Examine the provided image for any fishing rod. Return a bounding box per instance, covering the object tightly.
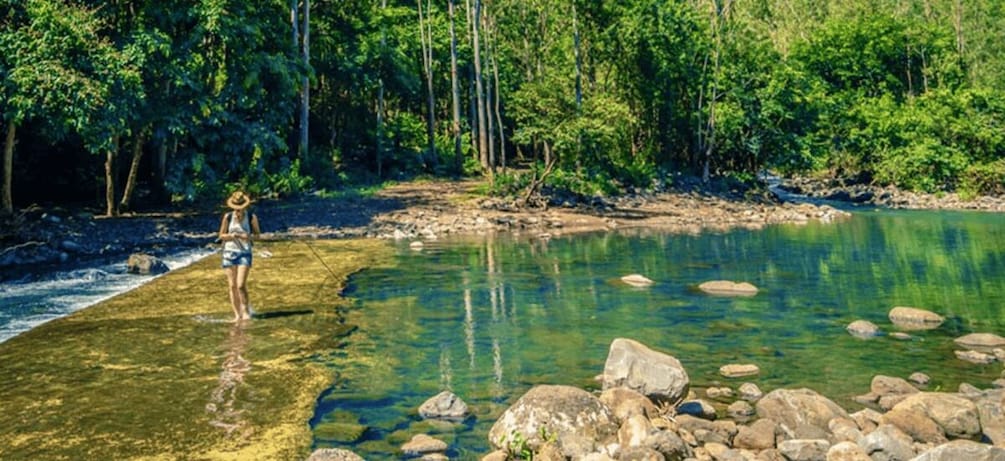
[259,213,341,282]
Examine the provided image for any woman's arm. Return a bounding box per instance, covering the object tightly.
[250,214,261,238]
[218,213,230,241]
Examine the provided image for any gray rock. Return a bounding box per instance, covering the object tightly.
[739,382,764,401]
[719,363,760,378]
[890,392,981,439]
[756,388,850,437]
[616,446,664,461]
[727,400,756,419]
[618,414,652,449]
[954,333,1005,351]
[401,434,448,456]
[675,415,737,445]
[602,338,690,405]
[850,408,883,434]
[488,384,618,458]
[418,390,469,420]
[827,417,863,443]
[860,424,916,461]
[911,439,1005,461]
[846,320,880,338]
[756,448,786,461]
[698,280,758,296]
[825,441,871,461]
[306,448,366,461]
[599,387,660,423]
[707,386,735,399]
[956,349,997,364]
[880,407,947,444]
[968,387,1005,445]
[481,450,508,461]
[642,429,691,460]
[888,307,944,331]
[126,253,169,275]
[908,372,931,386]
[778,439,829,461]
[621,274,655,287]
[734,418,777,450]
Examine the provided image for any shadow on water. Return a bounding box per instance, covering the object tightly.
[253,309,316,320]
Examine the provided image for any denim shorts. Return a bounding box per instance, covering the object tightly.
[221,250,253,268]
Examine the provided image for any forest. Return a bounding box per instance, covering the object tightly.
[2,0,1005,216]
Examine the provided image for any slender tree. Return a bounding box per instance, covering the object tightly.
[301,0,311,161]
[471,0,489,174]
[448,0,463,173]
[417,0,436,167]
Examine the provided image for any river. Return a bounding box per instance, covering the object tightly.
[312,207,1005,459]
[0,249,214,343]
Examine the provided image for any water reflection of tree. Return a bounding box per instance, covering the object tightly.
[206,322,253,440]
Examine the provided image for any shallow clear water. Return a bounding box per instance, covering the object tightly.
[311,208,1005,459]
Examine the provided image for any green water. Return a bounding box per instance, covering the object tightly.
[312,208,1005,459]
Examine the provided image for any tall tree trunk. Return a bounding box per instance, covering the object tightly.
[119,132,146,212]
[2,120,14,214]
[484,17,496,172]
[702,0,729,183]
[377,0,388,178]
[573,3,584,169]
[105,136,120,217]
[491,37,505,172]
[448,0,463,174]
[418,0,436,168]
[291,0,299,55]
[471,0,490,176]
[953,0,965,73]
[299,0,310,161]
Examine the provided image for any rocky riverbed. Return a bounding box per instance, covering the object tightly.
[1,177,854,282]
[311,330,1005,461]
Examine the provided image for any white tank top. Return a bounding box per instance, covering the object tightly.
[222,212,252,253]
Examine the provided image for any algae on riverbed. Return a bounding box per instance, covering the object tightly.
[0,239,392,460]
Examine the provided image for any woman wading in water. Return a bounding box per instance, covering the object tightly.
[218,191,261,322]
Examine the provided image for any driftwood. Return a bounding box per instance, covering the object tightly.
[0,240,45,257]
[518,156,558,209]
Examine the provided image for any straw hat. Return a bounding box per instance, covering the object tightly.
[226,191,253,211]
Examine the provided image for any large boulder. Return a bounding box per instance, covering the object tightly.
[418,391,469,420]
[859,424,916,461]
[888,307,944,331]
[602,338,690,405]
[488,385,618,458]
[889,392,981,440]
[969,388,1005,445]
[911,439,1005,461]
[756,388,849,438]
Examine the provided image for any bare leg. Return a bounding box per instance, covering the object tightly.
[236,265,252,320]
[225,266,242,322]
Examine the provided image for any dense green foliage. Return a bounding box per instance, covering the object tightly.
[2,0,1005,213]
